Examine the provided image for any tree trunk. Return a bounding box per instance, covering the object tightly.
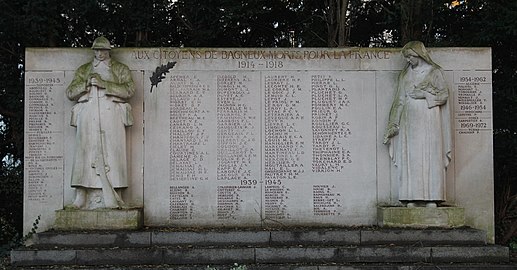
[400,0,424,45]
[135,31,149,47]
[337,0,349,47]
[325,0,350,47]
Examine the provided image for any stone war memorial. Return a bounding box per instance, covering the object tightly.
[24,38,495,244]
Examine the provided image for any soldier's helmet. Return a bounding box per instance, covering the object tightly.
[91,36,111,50]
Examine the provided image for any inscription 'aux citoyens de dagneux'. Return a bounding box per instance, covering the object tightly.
[132,49,392,61]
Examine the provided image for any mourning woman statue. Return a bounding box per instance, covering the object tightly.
[383,41,452,208]
[66,36,135,209]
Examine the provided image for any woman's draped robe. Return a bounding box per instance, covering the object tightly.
[387,66,452,201]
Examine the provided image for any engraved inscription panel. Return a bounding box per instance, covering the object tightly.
[169,73,212,182]
[145,64,377,226]
[25,72,64,201]
[24,71,65,233]
[453,71,492,134]
[261,71,376,225]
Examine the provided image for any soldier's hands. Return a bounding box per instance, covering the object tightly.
[89,74,106,88]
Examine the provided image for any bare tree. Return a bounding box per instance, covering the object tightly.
[324,0,350,47]
[399,0,435,44]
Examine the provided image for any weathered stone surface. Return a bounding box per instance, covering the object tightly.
[361,228,486,245]
[358,246,431,263]
[163,248,255,265]
[54,208,143,230]
[152,231,270,246]
[270,230,361,245]
[319,266,517,270]
[16,265,515,270]
[256,246,430,263]
[10,250,76,266]
[10,227,511,267]
[377,207,465,228]
[30,228,487,248]
[430,246,510,263]
[255,247,352,263]
[33,231,151,247]
[76,248,163,265]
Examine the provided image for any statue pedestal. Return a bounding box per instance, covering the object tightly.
[377,207,465,228]
[54,208,143,230]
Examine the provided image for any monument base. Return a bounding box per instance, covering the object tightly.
[377,206,465,228]
[54,208,143,230]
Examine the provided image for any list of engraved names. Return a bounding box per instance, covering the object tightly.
[167,70,368,221]
[454,71,492,135]
[25,72,64,202]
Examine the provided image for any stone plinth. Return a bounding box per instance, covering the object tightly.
[54,208,143,230]
[377,207,465,228]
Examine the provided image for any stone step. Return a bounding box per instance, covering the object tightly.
[11,245,509,267]
[31,228,488,248]
[11,228,510,268]
[10,264,517,270]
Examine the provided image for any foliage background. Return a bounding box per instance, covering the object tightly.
[0,0,516,246]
